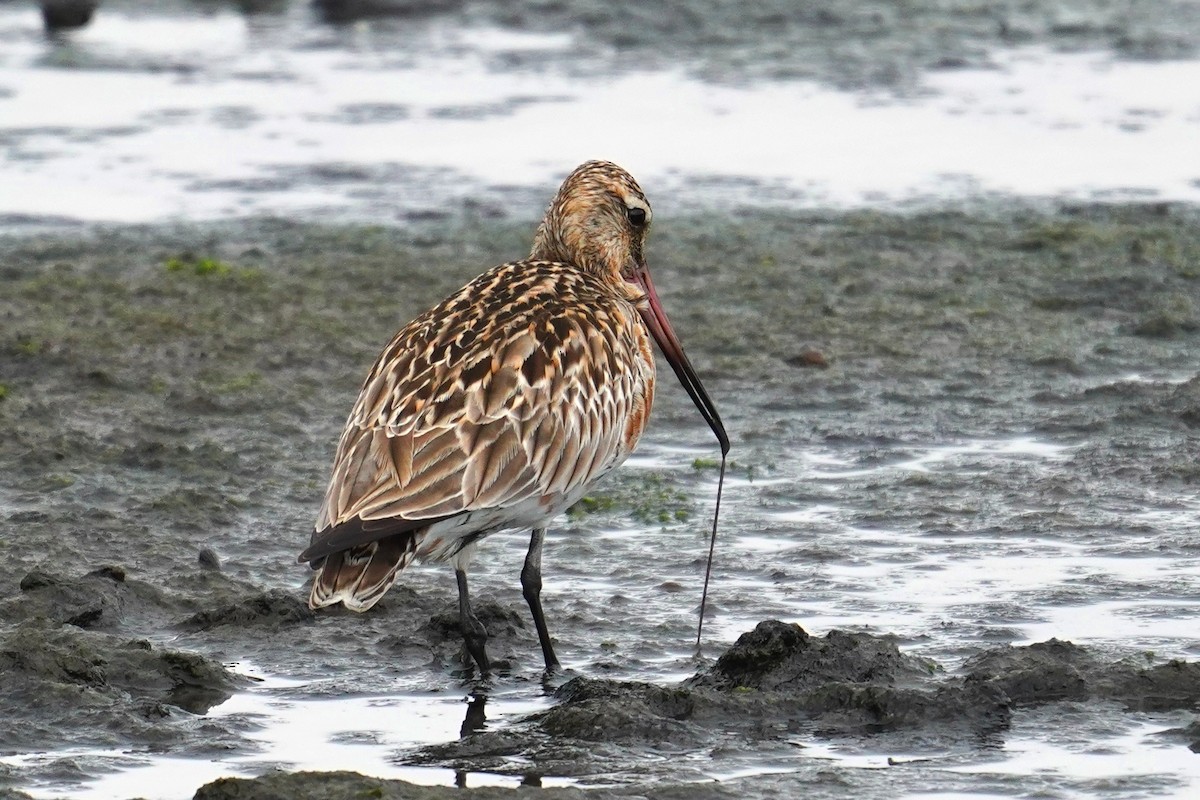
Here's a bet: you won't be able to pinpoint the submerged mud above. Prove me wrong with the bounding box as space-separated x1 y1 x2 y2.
1 201 1198 797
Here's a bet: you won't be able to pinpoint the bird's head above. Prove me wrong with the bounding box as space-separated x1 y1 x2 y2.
530 159 653 287
531 160 728 456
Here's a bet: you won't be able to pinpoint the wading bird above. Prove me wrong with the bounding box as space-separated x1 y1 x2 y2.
298 161 729 675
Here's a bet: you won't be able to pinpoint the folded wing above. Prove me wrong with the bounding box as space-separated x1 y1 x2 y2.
300 261 648 565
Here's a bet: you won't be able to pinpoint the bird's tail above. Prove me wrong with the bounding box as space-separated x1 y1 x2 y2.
309 534 419 611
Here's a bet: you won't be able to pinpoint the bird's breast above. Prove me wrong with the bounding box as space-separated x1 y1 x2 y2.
622 318 656 454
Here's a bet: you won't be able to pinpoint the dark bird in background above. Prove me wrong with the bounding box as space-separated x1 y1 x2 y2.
41 0 98 31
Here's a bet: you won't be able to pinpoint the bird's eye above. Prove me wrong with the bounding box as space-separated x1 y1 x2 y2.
626 206 647 227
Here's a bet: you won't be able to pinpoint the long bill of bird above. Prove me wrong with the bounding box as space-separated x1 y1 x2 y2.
624 260 729 457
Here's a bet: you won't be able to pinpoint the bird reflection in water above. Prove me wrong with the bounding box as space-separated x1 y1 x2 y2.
453 694 544 788
460 693 487 737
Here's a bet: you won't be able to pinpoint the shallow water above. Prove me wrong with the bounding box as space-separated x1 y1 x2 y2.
5 666 566 800
5 427 1199 798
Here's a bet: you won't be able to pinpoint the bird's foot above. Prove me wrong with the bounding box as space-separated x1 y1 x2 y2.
540 663 577 692
454 645 512 684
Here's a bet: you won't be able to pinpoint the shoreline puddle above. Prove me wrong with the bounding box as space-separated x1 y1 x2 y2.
4 662 565 800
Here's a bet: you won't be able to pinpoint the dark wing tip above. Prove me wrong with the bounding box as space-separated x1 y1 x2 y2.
297 514 455 567
297 546 323 568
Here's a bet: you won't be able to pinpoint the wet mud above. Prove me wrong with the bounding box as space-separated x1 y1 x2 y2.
407 621 1200 778
186 606 1200 800
1 199 1198 797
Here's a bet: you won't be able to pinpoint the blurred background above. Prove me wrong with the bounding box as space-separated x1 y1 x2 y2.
3 0 1200 224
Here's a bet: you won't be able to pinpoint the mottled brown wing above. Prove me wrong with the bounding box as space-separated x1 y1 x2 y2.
304 261 649 561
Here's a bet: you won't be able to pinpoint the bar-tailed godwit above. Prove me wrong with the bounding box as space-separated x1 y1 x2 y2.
298 161 729 675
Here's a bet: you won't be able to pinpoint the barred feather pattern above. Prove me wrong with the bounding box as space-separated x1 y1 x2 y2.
308 536 419 611
303 161 661 612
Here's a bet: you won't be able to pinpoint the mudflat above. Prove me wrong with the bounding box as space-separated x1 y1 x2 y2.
1 201 1198 798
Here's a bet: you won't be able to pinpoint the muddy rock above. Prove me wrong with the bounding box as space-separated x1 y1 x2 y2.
538 677 696 743
1164 375 1200 428
965 639 1200 710
410 623 1012 778
0 789 37 800
2 566 178 631
797 680 1011 733
180 588 315 631
0 619 243 754
198 547 222 571
1094 658 1200 711
963 638 1096 704
1168 719 1200 753
679 622 1013 732
689 620 939 691
687 623 1010 733
410 623 1200 780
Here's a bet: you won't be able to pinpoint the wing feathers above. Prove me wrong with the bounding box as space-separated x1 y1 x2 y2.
389 430 414 485
464 425 521 505
308 534 419 611
484 366 520 418
300 515 434 565
308 260 654 566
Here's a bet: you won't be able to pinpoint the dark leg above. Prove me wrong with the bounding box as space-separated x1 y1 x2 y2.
521 528 560 672
456 568 490 675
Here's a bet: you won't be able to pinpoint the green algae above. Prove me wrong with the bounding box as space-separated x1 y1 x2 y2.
569 472 692 526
